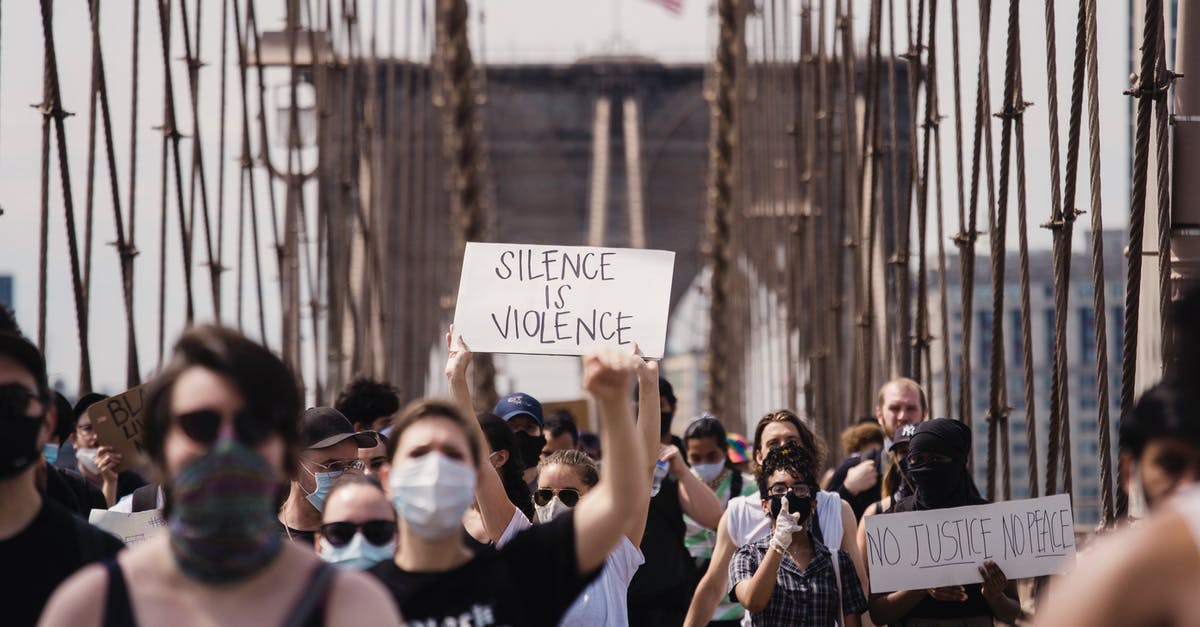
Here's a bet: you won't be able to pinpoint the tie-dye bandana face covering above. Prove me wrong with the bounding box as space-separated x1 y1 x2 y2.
168 439 284 583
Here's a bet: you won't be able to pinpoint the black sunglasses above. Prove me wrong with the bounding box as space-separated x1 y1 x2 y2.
532 487 581 508
319 520 396 547
174 409 273 447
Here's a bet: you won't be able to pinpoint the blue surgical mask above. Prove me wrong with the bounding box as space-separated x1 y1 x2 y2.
303 465 343 512
317 533 395 570
42 442 59 465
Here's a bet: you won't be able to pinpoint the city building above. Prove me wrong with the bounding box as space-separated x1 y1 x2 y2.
932 230 1126 527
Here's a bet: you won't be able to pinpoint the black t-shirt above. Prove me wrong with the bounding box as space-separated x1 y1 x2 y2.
276 519 317 546
827 449 883 521
627 475 695 612
45 465 107 517
369 511 597 627
0 499 124 626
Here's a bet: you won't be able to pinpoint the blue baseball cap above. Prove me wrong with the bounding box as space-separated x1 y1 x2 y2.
493 392 544 427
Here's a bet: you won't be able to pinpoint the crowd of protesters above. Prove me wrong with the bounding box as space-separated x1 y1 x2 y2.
3 290 1200 626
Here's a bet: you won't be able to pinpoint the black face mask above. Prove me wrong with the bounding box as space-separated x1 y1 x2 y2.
907 459 965 508
513 431 547 468
768 491 813 522
0 384 47 479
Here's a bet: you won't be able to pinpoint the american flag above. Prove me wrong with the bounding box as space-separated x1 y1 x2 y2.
646 0 684 15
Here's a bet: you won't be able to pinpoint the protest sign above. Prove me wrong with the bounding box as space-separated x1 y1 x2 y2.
89 508 168 546
452 242 676 358
86 385 147 472
863 494 1076 593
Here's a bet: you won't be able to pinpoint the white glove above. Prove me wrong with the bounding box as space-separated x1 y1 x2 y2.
770 497 803 553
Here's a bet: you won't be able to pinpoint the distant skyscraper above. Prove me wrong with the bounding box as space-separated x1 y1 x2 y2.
0 274 12 308
932 230 1125 527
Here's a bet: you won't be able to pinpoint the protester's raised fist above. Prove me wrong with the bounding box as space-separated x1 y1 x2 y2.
582 347 639 403
631 342 659 386
444 325 472 382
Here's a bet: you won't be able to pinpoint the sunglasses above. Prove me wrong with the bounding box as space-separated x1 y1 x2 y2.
319 520 396 547
174 409 273 447
533 487 581 508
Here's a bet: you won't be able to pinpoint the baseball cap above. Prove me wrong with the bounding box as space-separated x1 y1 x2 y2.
890 423 918 451
493 392 544 427
0 306 48 394
300 407 379 450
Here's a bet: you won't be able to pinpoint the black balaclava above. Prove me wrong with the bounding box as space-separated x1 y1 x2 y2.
906 418 985 510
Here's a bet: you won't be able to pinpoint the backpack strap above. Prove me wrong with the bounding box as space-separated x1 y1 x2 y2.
282 562 337 627
830 548 844 627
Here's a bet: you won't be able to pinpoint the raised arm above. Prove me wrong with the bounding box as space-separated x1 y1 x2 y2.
684 510 737 627
668 446 724 530
628 353 662 546
573 348 648 574
445 330 515 541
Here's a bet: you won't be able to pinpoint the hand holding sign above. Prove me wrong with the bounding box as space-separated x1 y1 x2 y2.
86 385 147 473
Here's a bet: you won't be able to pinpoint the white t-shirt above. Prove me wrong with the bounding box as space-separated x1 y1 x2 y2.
559 535 644 627
726 490 844 549
504 510 646 627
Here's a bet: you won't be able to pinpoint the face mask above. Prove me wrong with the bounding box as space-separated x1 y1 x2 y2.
1128 463 1149 518
691 461 726 484
534 495 573 523
908 459 965 508
0 385 46 478
302 464 344 512
389 452 477 540
42 442 58 465
513 431 547 468
168 439 283 583
76 446 100 475
768 491 813 523
318 533 395 570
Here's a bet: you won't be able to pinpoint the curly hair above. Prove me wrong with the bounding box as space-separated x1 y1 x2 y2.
755 444 818 500
335 378 401 428
840 422 884 456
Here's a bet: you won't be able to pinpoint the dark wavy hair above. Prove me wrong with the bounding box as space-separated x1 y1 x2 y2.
143 325 302 473
334 378 401 429
479 413 534 519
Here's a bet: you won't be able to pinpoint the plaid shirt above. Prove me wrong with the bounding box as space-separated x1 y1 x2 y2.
729 535 867 627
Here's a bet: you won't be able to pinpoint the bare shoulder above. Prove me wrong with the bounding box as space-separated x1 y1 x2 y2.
38 562 109 627
326 568 403 626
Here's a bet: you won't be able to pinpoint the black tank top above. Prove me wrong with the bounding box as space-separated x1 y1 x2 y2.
101 558 335 627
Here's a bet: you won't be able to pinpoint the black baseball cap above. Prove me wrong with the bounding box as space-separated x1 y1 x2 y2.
300 407 378 450
890 423 918 451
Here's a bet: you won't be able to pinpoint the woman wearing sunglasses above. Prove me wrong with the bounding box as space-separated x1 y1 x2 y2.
40 325 400 627
317 475 397 570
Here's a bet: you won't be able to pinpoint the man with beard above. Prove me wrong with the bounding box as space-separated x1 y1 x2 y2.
0 306 122 625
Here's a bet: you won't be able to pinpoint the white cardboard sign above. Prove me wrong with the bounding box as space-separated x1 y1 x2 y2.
863 494 1076 593
452 242 676 358
89 508 168 546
